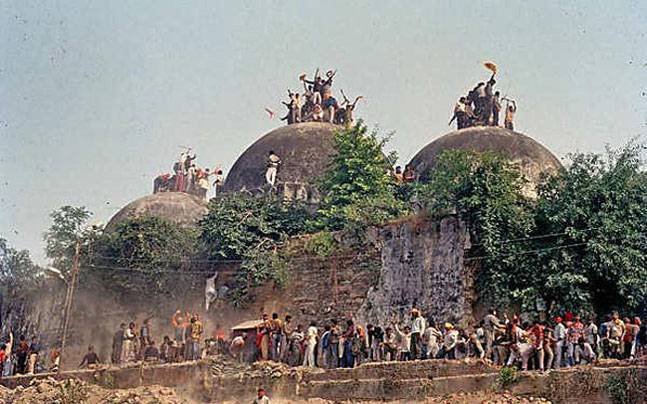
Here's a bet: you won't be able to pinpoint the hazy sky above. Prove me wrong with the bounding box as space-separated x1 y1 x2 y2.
1 0 646 264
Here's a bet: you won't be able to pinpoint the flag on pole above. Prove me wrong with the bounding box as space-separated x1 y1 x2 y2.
483 62 497 74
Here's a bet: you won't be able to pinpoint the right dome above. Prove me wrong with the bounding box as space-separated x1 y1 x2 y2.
409 126 562 188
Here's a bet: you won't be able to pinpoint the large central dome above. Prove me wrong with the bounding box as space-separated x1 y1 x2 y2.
409 126 562 189
224 122 339 201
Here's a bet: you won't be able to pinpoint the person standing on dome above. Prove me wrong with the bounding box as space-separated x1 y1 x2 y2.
403 165 416 183
492 91 502 126
393 166 404 183
449 97 474 130
482 73 496 124
322 89 339 123
265 151 281 188
212 168 224 197
504 99 517 130
473 82 486 121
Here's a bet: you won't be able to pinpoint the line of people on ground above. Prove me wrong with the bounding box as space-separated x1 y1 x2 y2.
227 309 647 372
0 334 42 377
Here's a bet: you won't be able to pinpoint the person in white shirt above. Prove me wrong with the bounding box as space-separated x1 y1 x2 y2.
253 387 271 404
553 317 567 369
394 324 412 361
265 151 281 187
303 322 318 367
423 320 442 359
121 322 136 363
410 309 426 360
584 318 599 355
441 323 459 359
212 168 224 197
198 171 210 201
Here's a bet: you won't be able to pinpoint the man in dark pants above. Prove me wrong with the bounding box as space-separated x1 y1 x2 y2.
112 323 125 364
492 91 502 126
410 309 426 359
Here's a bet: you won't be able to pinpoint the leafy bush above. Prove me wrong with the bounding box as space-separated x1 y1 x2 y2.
496 366 518 390
199 192 310 305
533 143 647 316
420 149 534 309
311 121 409 235
304 231 336 257
420 143 647 317
88 216 200 301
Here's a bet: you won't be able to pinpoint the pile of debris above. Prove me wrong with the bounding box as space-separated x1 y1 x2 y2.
209 356 319 380
0 377 188 404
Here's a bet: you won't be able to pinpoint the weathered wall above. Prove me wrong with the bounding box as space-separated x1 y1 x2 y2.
357 215 476 327
245 238 381 327
252 214 477 329
8 214 477 366
3 359 646 403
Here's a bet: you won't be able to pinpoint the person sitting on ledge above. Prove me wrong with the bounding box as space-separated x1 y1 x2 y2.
144 341 160 362
79 345 101 369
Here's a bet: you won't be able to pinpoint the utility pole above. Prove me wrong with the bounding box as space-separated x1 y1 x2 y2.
59 240 81 371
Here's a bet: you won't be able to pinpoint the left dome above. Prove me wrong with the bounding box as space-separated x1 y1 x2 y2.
106 192 208 232
223 122 339 201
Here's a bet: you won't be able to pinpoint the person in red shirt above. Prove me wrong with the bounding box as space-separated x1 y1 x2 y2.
623 317 639 359
527 319 546 371
567 315 585 365
0 344 6 376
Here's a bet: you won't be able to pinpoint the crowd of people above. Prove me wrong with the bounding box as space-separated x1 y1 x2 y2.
1 308 645 378
228 309 647 372
0 334 44 376
449 63 517 131
153 149 224 200
109 312 207 366
277 69 363 126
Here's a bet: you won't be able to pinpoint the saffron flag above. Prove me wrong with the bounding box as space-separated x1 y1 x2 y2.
484 62 497 74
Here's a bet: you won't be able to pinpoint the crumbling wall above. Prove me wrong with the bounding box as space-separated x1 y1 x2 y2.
254 214 477 329
357 215 476 327
247 237 381 327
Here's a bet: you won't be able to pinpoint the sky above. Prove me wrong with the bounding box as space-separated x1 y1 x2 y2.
1 0 646 264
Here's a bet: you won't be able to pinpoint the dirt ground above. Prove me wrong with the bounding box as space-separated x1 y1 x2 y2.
0 377 551 404
0 377 189 404
225 394 552 404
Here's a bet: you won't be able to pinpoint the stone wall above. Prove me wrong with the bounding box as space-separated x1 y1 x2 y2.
7 214 477 368
3 359 645 403
250 214 476 329
357 215 476 328
248 237 382 327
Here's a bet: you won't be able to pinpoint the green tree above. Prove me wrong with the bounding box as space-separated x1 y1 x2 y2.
199 192 310 304
0 237 43 333
0 238 42 292
420 149 535 309
313 121 407 233
88 216 200 301
200 192 309 260
44 206 92 275
533 143 647 316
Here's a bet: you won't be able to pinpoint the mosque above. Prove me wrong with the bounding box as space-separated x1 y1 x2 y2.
101 118 564 326
106 122 562 229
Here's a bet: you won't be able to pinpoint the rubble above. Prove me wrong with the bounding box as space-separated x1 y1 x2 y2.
0 377 189 404
209 355 322 380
